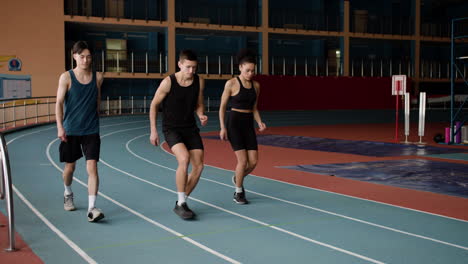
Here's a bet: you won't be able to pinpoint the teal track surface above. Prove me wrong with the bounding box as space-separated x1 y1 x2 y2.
1 112 468 264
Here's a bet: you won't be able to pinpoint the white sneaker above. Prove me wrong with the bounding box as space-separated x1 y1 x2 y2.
64 193 76 211
87 208 105 222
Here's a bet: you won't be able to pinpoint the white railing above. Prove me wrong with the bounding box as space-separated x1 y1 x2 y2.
0 132 15 251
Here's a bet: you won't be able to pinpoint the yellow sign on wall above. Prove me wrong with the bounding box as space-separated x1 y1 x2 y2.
0 55 16 68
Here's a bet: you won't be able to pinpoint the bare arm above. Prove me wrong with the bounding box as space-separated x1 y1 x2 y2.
196 77 208 126
252 81 266 131
55 72 70 142
149 77 171 146
219 79 233 140
96 72 104 113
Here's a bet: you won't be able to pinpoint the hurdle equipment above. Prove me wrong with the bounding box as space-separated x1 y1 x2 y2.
392 75 407 143
418 92 427 145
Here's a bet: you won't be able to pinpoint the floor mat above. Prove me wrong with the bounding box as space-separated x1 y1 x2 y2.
204 134 466 157
279 159 468 198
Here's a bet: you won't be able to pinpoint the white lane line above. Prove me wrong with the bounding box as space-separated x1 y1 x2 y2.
6 132 97 264
45 137 240 264
99 131 384 263
125 133 468 251
12 186 98 264
172 135 468 224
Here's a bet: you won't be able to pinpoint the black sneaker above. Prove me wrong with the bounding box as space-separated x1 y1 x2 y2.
233 192 249 204
173 201 195 220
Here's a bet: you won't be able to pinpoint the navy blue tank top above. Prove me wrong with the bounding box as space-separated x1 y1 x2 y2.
162 74 200 129
230 77 257 110
63 70 99 135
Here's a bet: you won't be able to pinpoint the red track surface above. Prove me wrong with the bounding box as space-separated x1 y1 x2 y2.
0 213 43 263
198 123 468 221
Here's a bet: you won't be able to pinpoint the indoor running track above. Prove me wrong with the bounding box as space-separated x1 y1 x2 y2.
2 113 468 264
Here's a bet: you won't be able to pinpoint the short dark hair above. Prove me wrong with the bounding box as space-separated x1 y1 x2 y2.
72 41 92 55
179 49 198 62
237 49 256 65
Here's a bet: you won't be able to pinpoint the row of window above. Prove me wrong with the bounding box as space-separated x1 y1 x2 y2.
64 0 468 37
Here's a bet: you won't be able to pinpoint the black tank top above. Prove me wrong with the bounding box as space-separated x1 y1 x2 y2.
230 77 257 110
162 74 200 129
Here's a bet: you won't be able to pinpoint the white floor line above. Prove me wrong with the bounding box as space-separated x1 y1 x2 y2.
45 138 240 264
12 186 98 264
99 131 384 263
172 134 468 224
125 134 468 251
7 132 97 264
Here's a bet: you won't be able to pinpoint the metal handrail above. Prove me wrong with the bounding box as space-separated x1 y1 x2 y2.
0 132 15 251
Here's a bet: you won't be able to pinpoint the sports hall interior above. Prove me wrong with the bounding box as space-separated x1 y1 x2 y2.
1 0 468 263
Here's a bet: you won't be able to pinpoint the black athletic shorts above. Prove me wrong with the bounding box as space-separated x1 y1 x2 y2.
59 134 101 163
227 111 258 151
163 126 204 150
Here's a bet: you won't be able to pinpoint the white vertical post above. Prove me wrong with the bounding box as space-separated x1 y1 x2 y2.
2 103 4 129
294 57 297 76
218 55 221 75
35 99 38 123
107 96 110 115
102 50 105 73
117 52 120 72
360 59 363 76
282 57 285 75
145 52 148 74
315 58 318 76
205 55 209 74
47 98 50 122
207 97 210 112
403 92 410 143
259 56 262 75
230 56 234 76
13 101 16 127
131 96 134 114
326 60 329 76
418 92 427 144
380 60 383 77
305 58 308 76
23 101 26 125
119 96 122 115
160 53 163 74
131 52 134 73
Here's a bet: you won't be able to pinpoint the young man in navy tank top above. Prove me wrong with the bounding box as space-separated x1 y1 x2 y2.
56 41 105 222
219 49 266 204
149 50 208 220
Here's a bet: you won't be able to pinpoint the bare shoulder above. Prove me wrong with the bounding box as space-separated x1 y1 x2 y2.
58 71 71 86
225 78 237 88
252 80 260 90
159 76 172 92
59 71 70 81
198 75 205 86
96 72 104 81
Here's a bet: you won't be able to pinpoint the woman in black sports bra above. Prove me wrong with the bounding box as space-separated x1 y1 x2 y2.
219 49 266 205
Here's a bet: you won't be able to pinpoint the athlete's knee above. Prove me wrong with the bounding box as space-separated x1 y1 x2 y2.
64 163 76 172
248 162 257 171
192 162 204 173
177 154 190 168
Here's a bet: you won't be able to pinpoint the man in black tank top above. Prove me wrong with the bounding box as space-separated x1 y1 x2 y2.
149 50 207 220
